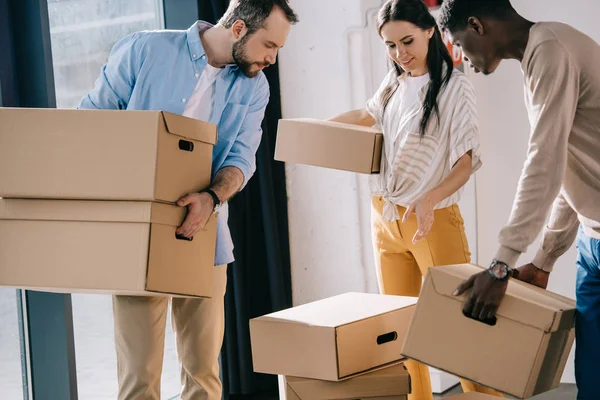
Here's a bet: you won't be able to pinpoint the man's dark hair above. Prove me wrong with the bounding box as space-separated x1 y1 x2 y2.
219 0 299 35
438 0 516 32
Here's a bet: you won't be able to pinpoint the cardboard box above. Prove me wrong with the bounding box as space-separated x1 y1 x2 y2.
0 108 217 203
250 292 417 381
275 118 383 174
0 199 216 297
446 394 501 400
402 264 576 399
280 362 411 400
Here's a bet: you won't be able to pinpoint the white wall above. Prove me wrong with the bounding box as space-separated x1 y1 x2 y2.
279 0 379 305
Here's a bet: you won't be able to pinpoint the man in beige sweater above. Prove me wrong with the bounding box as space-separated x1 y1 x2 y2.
439 1 600 398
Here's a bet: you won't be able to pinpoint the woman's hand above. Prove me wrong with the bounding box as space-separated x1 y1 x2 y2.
403 193 436 244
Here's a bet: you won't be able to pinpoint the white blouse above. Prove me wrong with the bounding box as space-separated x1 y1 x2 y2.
366 68 482 222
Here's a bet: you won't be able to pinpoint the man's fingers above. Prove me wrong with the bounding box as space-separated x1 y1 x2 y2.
485 305 499 323
177 215 197 237
479 303 491 322
177 195 192 207
454 274 476 296
471 299 484 321
462 292 476 317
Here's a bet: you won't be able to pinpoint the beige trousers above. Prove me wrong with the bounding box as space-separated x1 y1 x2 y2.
113 265 228 400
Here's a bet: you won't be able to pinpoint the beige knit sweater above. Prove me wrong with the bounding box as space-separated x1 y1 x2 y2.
495 22 600 272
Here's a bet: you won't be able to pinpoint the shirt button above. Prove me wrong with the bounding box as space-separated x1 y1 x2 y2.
192 54 197 59
194 73 199 78
201 54 207 59
182 98 187 103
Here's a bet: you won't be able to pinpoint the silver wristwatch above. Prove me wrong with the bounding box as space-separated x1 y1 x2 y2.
488 260 513 281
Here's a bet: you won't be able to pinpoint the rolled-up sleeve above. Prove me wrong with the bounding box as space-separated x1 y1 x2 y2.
449 75 482 172
532 193 580 271
221 73 270 190
78 32 146 110
366 70 396 129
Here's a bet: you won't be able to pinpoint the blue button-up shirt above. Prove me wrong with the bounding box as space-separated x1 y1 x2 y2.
79 21 270 266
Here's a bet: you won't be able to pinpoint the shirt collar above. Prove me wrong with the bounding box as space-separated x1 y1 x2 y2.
186 21 239 72
396 63 452 101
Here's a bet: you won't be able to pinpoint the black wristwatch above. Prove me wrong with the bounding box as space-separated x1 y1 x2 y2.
201 188 221 214
488 260 513 281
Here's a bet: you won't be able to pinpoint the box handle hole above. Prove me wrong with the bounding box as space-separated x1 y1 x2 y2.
175 233 193 242
377 331 398 345
178 140 194 152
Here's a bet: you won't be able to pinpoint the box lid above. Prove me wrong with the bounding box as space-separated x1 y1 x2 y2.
254 292 417 328
286 362 411 399
283 118 381 134
0 199 187 227
161 111 217 145
429 264 576 333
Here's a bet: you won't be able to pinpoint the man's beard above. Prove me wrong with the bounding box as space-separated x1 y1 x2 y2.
232 36 267 78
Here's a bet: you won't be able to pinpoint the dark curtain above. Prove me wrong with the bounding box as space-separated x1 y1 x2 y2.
197 2 293 398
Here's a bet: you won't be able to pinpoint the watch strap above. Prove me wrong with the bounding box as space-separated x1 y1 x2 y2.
201 188 221 209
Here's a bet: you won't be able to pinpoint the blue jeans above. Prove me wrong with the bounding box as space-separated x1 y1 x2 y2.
575 226 600 399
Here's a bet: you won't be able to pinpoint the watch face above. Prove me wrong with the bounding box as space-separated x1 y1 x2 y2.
491 264 508 279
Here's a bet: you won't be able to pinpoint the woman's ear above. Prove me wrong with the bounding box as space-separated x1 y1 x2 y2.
427 27 435 39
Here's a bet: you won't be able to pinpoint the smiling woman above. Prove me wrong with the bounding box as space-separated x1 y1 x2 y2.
328 1 499 399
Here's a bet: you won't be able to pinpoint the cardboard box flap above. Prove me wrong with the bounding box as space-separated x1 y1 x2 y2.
0 199 187 227
285 118 381 134
161 112 217 145
429 264 576 333
286 363 411 399
255 292 417 327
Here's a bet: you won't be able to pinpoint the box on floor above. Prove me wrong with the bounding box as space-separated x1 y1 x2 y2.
0 199 217 298
0 108 216 202
275 118 383 174
402 264 576 399
280 362 411 400
250 292 417 381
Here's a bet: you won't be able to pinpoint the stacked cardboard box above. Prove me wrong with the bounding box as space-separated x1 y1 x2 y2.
402 264 576 399
250 292 416 399
0 108 218 297
275 119 383 174
280 362 410 400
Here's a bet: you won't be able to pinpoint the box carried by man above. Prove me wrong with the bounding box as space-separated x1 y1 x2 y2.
402 264 576 399
0 199 216 297
0 108 217 203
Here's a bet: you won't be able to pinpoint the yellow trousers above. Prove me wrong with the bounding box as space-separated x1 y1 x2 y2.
371 196 503 400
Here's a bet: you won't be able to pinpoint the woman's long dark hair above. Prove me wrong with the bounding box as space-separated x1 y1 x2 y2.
377 0 453 136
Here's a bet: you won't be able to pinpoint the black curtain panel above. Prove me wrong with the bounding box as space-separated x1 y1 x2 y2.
197 2 293 398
